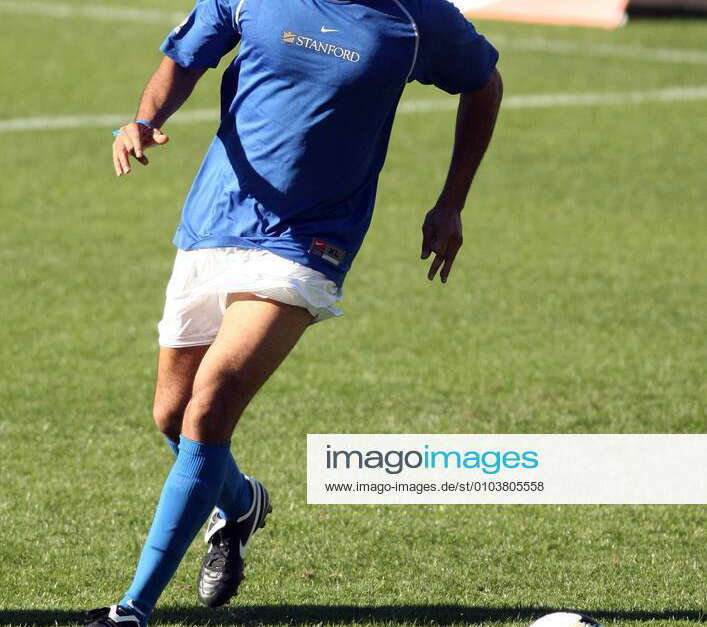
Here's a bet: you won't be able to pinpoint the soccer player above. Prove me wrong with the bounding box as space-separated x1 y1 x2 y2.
90 0 502 625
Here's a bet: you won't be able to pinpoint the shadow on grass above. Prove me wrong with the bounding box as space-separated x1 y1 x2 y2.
0 605 705 626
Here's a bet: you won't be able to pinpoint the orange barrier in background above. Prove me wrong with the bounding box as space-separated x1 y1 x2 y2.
456 0 630 28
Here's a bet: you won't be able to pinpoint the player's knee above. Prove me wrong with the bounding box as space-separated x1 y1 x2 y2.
183 386 228 426
152 402 184 442
182 381 243 442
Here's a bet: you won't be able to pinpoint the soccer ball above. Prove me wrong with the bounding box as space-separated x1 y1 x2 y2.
529 613 602 627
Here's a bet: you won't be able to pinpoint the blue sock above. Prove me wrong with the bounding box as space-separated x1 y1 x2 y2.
164 436 252 520
164 437 179 457
119 436 230 621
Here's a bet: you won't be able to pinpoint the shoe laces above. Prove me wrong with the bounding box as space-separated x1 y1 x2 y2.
206 530 236 568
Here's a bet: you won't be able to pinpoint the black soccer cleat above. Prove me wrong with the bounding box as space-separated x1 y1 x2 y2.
85 606 142 627
197 476 272 608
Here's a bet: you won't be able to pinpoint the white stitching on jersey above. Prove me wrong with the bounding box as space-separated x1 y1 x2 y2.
234 0 246 34
390 0 419 81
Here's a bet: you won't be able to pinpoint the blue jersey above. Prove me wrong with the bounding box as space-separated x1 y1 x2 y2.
162 0 498 285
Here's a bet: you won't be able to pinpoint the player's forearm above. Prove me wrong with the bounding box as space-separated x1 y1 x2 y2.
435 69 503 212
135 56 207 128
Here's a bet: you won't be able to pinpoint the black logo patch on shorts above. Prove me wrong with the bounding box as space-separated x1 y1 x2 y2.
309 238 346 267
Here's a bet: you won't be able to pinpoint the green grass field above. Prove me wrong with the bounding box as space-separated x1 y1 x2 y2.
0 2 705 626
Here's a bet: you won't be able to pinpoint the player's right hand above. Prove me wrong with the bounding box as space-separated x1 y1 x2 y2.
112 122 169 176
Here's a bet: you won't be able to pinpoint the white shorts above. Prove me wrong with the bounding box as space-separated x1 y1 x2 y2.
158 247 343 348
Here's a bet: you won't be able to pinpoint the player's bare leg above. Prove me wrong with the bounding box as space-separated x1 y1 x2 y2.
153 346 208 443
182 293 312 443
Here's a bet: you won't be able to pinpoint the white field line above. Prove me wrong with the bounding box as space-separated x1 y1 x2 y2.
402 85 707 113
0 109 219 133
0 0 184 23
1 86 706 133
2 0 707 66
489 33 707 66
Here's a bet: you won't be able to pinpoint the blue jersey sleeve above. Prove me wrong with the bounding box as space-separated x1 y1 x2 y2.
161 0 240 69
410 0 498 94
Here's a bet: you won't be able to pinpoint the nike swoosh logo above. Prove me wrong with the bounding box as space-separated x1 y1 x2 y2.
320 27 339 33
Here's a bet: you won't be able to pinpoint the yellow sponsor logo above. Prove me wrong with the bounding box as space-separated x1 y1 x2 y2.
282 31 296 44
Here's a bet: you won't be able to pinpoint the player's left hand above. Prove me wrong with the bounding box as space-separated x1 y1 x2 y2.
421 205 463 283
